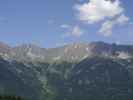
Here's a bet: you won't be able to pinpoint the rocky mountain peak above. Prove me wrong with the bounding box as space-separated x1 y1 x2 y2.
0 41 133 62
0 42 11 54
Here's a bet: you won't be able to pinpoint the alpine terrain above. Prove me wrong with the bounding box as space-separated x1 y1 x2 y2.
0 41 133 100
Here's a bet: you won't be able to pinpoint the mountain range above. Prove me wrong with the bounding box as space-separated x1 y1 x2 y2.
0 41 133 100
0 41 133 62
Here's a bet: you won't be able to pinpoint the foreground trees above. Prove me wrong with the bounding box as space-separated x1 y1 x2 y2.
0 96 22 100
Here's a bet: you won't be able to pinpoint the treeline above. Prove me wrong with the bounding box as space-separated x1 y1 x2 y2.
0 95 23 100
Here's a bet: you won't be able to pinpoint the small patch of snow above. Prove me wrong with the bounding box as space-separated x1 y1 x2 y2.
86 47 89 51
74 45 78 49
27 48 44 60
117 52 131 59
53 56 61 61
82 55 88 59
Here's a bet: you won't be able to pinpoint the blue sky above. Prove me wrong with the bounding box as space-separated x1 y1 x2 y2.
0 0 132 48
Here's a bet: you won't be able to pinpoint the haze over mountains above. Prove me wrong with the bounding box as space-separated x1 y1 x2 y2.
0 41 133 100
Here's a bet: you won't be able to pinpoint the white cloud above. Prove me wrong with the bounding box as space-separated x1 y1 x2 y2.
99 20 114 37
99 14 129 36
75 0 123 23
75 0 130 37
71 25 83 37
116 14 129 25
63 25 84 38
61 24 70 28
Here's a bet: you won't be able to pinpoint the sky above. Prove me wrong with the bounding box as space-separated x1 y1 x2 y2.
0 0 133 48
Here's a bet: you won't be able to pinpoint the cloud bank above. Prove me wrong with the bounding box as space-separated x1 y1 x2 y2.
75 0 130 36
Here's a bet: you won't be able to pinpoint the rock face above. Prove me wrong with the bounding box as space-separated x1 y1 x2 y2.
0 41 133 100
0 42 11 54
0 41 133 62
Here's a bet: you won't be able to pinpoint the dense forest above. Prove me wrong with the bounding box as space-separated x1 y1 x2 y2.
0 96 22 100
